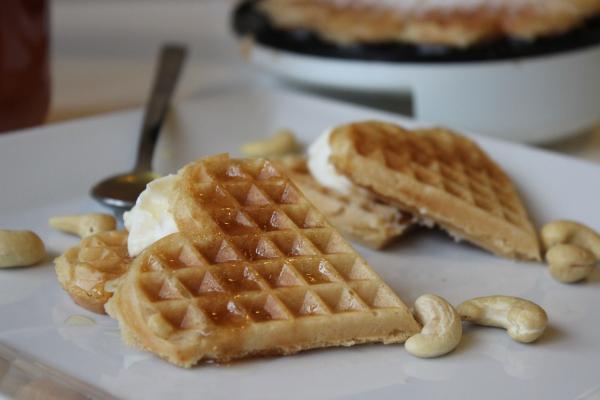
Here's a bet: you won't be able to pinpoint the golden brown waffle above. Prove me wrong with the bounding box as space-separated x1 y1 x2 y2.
259 0 600 48
328 121 541 260
106 154 420 367
55 230 131 314
280 155 413 249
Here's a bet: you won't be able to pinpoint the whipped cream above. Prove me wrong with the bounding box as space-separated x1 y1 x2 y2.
307 129 354 195
123 174 180 257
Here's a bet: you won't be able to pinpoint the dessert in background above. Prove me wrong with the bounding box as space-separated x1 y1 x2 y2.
309 121 540 260
106 154 420 367
257 0 600 48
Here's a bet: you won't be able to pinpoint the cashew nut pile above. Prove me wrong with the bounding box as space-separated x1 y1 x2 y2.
49 213 116 238
541 220 600 283
240 129 301 158
0 230 46 268
405 294 462 358
457 296 547 343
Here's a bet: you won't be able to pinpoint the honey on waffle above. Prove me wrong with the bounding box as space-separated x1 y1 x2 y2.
280 155 413 249
106 154 420 367
328 121 541 260
55 230 131 314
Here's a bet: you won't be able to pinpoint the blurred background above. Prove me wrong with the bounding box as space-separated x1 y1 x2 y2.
2 0 600 160
49 0 240 122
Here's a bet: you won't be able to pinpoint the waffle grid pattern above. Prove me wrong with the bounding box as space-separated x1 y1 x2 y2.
281 155 413 249
55 230 131 314
65 231 131 291
350 123 530 231
137 158 404 334
77 231 130 270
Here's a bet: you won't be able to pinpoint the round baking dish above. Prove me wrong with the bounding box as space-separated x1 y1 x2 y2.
233 1 600 143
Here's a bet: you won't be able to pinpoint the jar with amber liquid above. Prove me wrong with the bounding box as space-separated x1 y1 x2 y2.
0 0 50 133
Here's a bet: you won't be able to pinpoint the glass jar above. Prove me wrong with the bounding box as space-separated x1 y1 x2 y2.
0 0 50 133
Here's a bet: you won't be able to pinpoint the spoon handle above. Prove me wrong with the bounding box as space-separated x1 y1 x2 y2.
134 44 187 173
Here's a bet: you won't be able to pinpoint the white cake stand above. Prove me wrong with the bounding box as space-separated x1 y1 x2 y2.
246 42 600 143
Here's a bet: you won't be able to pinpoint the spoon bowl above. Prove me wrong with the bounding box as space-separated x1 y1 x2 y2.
91 171 161 212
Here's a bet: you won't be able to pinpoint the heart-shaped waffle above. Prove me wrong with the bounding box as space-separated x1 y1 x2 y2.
106 154 420 367
328 121 540 260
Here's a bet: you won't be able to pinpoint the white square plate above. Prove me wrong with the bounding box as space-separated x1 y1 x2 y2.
1 86 600 400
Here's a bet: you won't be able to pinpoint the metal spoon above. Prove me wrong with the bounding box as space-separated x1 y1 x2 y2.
91 44 187 217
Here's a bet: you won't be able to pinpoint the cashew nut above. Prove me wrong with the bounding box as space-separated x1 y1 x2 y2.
0 230 46 268
405 294 462 358
545 244 596 283
240 129 301 158
540 220 600 283
49 213 116 238
457 296 547 343
541 220 600 258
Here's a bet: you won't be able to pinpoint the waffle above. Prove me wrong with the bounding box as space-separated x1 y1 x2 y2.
258 0 600 48
55 230 131 314
280 155 413 249
327 121 541 261
106 154 420 367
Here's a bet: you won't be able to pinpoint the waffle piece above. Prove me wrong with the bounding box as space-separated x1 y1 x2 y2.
55 230 131 314
327 121 541 260
106 154 420 367
280 155 413 249
258 0 600 48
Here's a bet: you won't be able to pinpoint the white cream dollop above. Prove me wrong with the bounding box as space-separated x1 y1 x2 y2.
307 129 354 195
123 174 180 257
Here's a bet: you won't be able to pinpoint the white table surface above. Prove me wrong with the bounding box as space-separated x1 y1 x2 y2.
4 84 600 400
49 0 600 162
